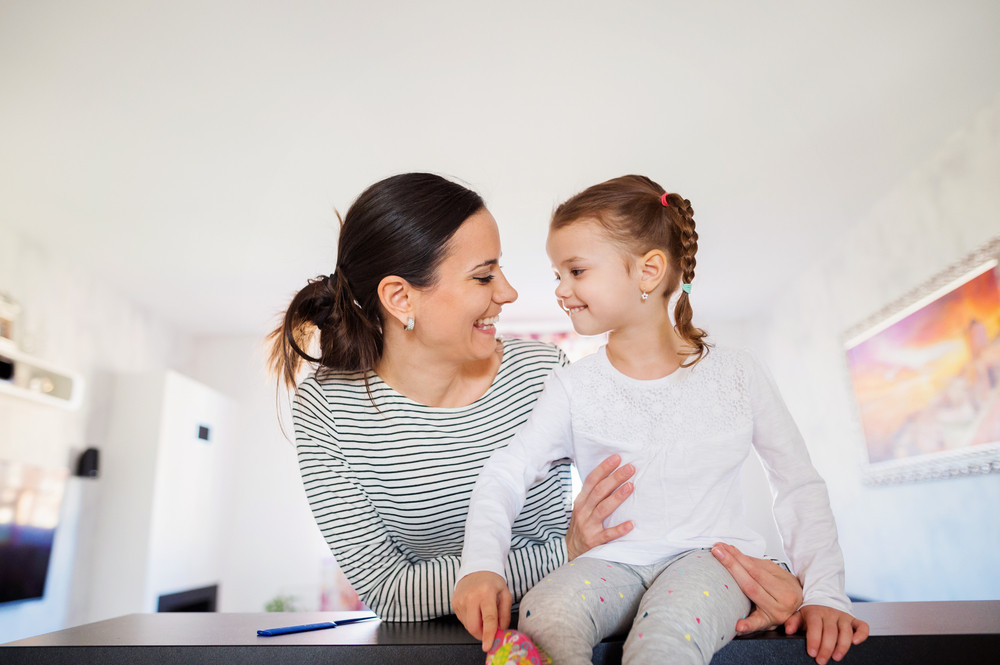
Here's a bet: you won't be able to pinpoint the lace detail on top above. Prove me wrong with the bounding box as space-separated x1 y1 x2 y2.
571 347 753 448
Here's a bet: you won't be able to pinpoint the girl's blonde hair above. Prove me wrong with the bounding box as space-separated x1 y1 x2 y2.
551 174 710 366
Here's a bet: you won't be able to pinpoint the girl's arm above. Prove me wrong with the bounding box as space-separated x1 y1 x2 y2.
457 371 575 580
455 371 576 646
295 383 568 622
745 351 851 613
298 433 572 621
745 351 868 664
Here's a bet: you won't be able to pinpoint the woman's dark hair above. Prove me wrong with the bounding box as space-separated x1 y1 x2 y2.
268 173 484 388
551 174 710 367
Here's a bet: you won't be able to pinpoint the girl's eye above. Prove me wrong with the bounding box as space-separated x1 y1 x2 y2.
570 269 584 277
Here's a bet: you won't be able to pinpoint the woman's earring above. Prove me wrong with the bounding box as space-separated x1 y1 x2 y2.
404 317 415 331
641 291 648 302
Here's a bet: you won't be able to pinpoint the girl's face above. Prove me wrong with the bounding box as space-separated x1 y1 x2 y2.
546 219 642 337
411 208 518 362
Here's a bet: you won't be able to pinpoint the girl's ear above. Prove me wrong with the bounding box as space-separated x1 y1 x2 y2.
639 249 669 294
377 275 414 328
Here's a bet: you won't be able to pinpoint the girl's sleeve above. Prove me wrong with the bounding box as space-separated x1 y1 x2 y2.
458 370 575 582
745 352 853 613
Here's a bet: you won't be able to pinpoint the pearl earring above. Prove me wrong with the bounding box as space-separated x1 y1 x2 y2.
404 317 414 331
641 291 648 302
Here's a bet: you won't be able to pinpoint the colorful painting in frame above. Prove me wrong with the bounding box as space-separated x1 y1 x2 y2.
844 237 1000 485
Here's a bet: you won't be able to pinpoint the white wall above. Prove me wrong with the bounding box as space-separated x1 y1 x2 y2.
186 335 332 613
739 95 1000 601
0 227 194 642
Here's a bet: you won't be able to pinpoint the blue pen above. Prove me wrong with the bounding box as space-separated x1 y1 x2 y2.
257 615 377 636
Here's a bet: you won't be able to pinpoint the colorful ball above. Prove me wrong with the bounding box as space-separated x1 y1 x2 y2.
485 628 550 665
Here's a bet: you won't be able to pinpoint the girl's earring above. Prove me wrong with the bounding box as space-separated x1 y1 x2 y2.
404 317 415 331
641 290 648 302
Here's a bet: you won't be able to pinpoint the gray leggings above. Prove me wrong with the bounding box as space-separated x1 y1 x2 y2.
517 549 751 665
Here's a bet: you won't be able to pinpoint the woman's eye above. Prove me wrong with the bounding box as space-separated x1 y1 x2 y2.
474 275 495 284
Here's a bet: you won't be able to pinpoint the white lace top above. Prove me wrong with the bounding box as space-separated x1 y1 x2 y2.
459 346 852 613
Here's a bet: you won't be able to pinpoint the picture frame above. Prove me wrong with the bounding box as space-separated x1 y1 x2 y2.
843 236 1000 485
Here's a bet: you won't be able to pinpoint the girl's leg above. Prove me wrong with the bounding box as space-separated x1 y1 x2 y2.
518 557 645 665
623 549 751 665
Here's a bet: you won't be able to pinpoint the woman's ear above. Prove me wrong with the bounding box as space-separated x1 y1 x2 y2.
377 275 414 328
639 249 668 293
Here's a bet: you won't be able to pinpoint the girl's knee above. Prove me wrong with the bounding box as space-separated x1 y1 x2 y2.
624 632 714 665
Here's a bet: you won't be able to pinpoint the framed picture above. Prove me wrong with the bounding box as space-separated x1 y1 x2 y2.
843 236 1000 485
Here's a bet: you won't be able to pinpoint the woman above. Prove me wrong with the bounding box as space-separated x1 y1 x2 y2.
269 172 803 632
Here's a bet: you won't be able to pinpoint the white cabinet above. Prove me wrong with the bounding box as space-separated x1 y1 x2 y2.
87 370 236 622
0 345 83 408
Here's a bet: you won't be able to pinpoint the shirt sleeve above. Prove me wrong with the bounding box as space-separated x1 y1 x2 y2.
745 351 853 614
458 369 575 582
294 378 567 620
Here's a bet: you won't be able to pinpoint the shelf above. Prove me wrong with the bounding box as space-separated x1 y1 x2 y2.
0 346 83 409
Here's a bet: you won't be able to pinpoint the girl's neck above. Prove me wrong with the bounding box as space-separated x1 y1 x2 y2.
375 339 502 408
605 323 688 380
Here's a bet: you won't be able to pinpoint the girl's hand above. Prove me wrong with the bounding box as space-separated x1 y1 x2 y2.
789 605 870 664
566 455 636 559
452 572 512 652
711 542 803 633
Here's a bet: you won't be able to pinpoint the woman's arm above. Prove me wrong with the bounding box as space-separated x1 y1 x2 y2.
565 454 636 560
297 438 461 620
711 542 803 633
297 379 577 622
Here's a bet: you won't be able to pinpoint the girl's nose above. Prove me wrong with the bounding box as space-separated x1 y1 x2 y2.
554 279 570 300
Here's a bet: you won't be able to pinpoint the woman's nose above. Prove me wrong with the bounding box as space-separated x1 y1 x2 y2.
494 268 518 305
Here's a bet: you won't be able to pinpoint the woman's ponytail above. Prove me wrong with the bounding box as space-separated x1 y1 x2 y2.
267 268 382 390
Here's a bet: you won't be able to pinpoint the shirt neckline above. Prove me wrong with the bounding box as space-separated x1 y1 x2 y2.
597 344 691 386
366 339 512 412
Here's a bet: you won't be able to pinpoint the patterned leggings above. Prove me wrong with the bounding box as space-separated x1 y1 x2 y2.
517 549 751 665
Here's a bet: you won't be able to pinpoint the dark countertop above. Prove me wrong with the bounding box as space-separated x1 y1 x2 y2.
3 601 998 664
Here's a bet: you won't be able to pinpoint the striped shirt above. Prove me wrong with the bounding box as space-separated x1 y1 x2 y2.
294 337 572 621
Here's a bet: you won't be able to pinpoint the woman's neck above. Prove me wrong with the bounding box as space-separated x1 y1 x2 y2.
375 339 502 408
606 323 688 380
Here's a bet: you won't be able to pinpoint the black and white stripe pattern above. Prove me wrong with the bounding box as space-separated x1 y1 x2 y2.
294 338 572 621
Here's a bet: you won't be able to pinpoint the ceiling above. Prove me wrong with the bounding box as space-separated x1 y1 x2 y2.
2 1 999 337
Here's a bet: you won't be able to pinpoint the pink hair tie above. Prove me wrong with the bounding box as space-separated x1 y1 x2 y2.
660 192 670 207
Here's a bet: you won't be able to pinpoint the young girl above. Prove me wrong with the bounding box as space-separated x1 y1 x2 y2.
453 175 868 665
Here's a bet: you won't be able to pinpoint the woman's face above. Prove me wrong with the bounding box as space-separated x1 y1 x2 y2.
410 208 518 362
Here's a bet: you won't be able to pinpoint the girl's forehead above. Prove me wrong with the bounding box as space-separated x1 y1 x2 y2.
548 220 612 250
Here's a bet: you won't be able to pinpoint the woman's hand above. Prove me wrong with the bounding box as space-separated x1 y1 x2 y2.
566 455 636 560
791 605 870 664
711 542 804 634
452 572 512 652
